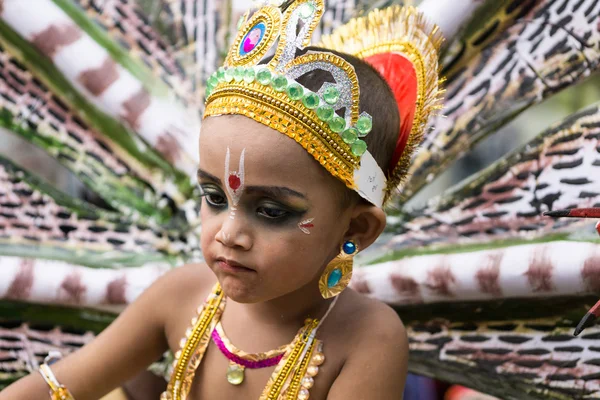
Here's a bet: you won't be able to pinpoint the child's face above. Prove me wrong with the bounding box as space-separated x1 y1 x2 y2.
198 116 353 303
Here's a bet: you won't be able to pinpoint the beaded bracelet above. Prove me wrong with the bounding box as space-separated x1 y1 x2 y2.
38 352 75 400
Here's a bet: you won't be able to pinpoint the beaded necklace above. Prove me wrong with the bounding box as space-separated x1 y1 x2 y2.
161 283 335 400
211 321 288 385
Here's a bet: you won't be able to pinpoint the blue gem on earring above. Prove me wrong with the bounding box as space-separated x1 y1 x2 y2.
328 268 342 288
343 241 356 255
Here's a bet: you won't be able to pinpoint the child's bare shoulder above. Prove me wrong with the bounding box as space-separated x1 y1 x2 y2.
149 264 216 321
324 290 409 397
336 289 408 359
158 263 215 295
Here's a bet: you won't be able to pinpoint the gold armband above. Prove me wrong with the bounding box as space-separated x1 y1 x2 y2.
38 352 75 400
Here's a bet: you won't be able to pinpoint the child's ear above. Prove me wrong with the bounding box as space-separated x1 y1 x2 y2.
345 202 386 251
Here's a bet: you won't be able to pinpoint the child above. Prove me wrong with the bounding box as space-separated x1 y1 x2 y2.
0 1 441 399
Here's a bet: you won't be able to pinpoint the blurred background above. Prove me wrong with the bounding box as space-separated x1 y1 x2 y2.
0 0 598 398
3 0 599 211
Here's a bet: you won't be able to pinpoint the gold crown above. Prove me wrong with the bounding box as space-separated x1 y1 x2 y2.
203 1 443 207
204 0 377 196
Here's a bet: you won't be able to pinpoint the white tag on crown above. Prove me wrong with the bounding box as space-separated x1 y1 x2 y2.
353 151 386 208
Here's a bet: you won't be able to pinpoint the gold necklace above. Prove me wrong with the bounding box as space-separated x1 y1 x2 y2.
211 321 290 385
164 284 332 400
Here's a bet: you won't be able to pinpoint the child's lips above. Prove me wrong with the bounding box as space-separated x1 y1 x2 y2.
216 257 255 274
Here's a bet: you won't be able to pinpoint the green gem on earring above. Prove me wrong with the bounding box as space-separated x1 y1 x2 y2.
316 105 334 122
302 92 320 109
342 128 358 144
323 86 340 105
356 115 373 136
351 139 367 157
256 68 272 85
286 83 304 100
272 75 288 92
327 268 342 288
329 116 346 133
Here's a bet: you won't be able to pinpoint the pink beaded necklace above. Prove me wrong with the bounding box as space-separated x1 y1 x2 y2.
211 321 289 385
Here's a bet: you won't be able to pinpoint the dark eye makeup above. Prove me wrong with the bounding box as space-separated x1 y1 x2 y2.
199 185 227 209
198 184 307 224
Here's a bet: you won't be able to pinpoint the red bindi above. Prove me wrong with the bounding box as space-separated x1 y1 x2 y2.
228 174 241 191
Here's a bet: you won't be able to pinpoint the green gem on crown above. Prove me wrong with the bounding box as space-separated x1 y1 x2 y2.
286 83 304 101
302 92 320 109
216 67 225 82
233 67 244 82
207 75 218 89
299 3 315 18
356 115 373 136
342 128 358 144
244 68 256 83
323 87 340 105
256 68 272 85
351 140 367 156
329 116 346 133
316 105 334 122
272 75 288 92
224 68 234 83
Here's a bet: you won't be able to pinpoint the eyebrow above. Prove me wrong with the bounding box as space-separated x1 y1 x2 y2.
245 186 307 200
197 169 221 185
197 169 307 200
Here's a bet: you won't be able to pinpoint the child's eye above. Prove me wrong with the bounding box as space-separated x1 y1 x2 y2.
199 186 227 208
205 193 227 207
257 206 289 219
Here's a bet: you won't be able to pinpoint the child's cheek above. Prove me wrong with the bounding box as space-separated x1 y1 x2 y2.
199 207 219 246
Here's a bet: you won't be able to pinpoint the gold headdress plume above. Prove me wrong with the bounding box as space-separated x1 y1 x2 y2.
320 6 444 198
204 0 443 207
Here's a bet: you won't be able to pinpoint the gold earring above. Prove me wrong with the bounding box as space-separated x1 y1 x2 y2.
319 240 358 299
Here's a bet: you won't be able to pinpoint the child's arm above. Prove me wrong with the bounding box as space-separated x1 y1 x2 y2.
0 265 194 399
326 305 409 400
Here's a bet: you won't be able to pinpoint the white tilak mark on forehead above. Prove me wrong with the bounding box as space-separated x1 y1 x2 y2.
224 147 246 220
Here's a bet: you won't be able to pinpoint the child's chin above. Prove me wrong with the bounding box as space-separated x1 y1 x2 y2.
219 278 262 303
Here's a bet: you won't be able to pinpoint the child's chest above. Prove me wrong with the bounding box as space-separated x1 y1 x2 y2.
165 304 344 399
186 341 340 400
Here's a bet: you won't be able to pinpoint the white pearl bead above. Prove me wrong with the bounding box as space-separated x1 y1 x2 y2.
307 365 319 377
311 352 325 366
302 376 314 389
298 388 310 400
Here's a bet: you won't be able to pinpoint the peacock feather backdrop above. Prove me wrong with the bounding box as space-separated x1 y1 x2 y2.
0 0 599 399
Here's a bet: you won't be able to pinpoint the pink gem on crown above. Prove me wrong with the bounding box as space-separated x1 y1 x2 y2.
243 27 262 53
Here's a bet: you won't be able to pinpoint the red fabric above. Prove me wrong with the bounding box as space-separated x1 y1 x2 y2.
567 208 600 218
364 53 418 176
590 299 600 317
445 385 500 400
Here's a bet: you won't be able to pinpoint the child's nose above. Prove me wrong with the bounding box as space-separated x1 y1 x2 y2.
215 213 252 250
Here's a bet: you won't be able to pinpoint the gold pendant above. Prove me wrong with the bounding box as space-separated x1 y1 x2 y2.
226 361 245 385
